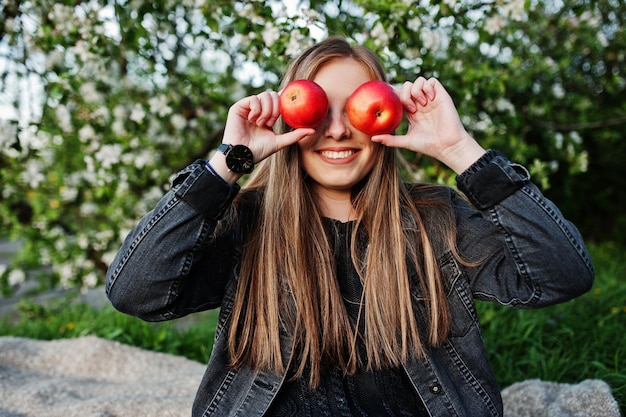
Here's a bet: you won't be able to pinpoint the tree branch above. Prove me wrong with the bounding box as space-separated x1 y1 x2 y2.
535 116 626 131
173 126 225 172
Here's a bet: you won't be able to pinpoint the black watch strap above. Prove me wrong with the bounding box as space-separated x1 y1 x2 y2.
217 143 232 154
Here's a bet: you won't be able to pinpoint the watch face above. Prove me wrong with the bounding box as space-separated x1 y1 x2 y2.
226 144 254 174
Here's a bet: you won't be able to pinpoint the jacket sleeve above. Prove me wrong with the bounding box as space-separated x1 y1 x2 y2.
105 160 241 321
454 150 594 307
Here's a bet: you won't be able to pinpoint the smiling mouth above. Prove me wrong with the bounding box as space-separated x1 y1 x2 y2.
320 150 357 159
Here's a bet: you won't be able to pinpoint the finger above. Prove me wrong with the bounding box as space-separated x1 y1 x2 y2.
246 95 263 122
273 127 315 149
398 81 417 114
251 92 275 126
423 77 438 101
266 91 280 127
371 133 411 150
410 77 429 107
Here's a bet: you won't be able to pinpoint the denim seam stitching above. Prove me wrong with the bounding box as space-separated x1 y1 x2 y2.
477 205 543 307
443 341 500 417
520 185 595 274
106 196 179 293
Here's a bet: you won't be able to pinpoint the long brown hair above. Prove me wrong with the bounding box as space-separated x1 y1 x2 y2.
226 37 455 387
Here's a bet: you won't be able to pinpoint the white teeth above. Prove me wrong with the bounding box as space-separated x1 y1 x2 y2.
320 150 355 159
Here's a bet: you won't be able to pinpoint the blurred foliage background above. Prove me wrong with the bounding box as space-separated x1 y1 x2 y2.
0 0 624 293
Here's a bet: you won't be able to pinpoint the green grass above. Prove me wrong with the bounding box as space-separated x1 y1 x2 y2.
0 242 624 412
0 298 219 364
478 241 626 412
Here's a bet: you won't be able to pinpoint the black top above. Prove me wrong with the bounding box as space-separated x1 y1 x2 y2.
265 219 428 417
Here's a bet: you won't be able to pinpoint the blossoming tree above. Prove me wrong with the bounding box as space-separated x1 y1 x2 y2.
0 0 624 293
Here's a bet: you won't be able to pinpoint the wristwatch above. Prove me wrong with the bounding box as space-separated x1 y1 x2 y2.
217 143 254 174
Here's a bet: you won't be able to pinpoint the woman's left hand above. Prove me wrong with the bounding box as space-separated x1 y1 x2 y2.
372 77 485 174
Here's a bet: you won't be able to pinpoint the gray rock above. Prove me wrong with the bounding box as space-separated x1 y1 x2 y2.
0 336 621 416
0 335 205 417
502 378 621 417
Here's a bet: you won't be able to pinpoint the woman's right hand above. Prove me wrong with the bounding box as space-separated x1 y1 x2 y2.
223 91 315 164
208 91 315 183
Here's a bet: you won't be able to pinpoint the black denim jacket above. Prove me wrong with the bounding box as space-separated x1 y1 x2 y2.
106 150 594 416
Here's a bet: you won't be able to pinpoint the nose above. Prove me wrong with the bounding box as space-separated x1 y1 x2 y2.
324 107 350 140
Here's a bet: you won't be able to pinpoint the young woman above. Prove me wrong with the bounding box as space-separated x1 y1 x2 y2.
106 37 594 416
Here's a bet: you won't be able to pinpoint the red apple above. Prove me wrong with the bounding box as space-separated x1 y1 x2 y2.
346 80 403 136
279 79 329 129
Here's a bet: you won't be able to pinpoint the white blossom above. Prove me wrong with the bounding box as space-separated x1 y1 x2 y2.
56 105 73 133
49 4 75 36
4 17 15 33
170 114 187 130
484 15 505 35
570 131 582 144
78 124 96 142
502 0 526 21
182 0 204 8
72 40 93 63
402 49 421 61
112 120 127 136
286 31 306 57
22 159 45 188
552 83 565 99
371 21 391 46
579 11 601 28
54 237 67 251
80 202 98 216
7 269 26 286
549 160 559 172
77 233 89 249
146 185 164 201
554 133 564 149
240 3 264 24
40 247 51 265
2 184 16 199
149 95 173 118
94 143 122 168
0 121 17 152
420 28 442 51
129 103 147 123
79 82 104 105
262 24 281 48
578 151 589 172
113 104 128 119
302 8 322 23
495 98 516 115
83 156 97 177
18 125 46 152
407 17 421 32
54 262 75 288
101 250 118 267
60 186 79 202
82 272 99 290
46 49 65 70
91 106 110 123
